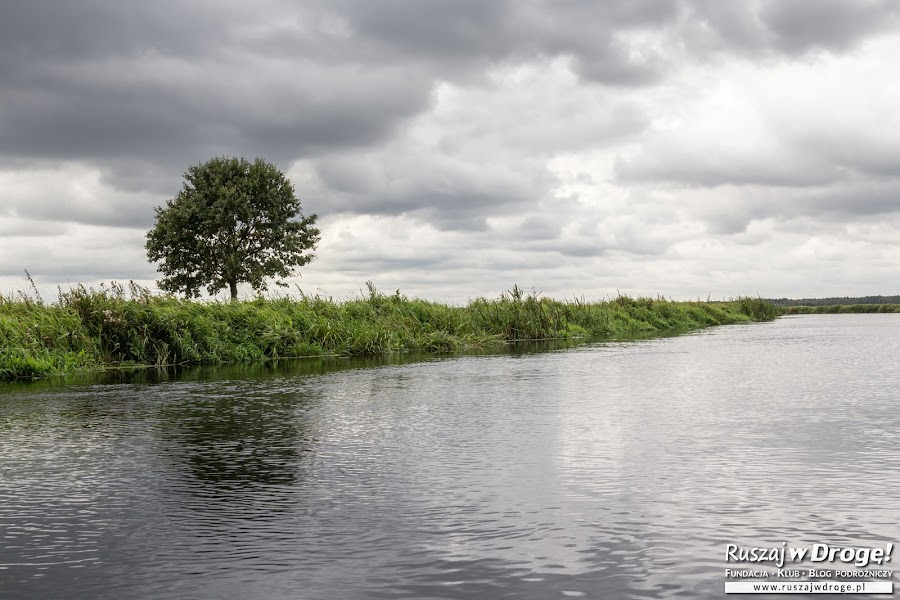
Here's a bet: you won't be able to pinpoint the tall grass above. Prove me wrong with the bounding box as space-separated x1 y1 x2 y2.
0 282 777 381
780 304 900 315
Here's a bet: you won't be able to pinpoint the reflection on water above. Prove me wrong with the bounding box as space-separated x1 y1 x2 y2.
158 384 315 489
2 315 900 599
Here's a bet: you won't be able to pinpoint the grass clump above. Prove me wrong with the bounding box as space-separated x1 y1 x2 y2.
0 282 777 381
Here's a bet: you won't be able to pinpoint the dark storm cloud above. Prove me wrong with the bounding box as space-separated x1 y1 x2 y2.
2 0 891 165
680 2 768 53
312 155 534 231
326 0 516 62
676 178 900 238
0 0 679 192
327 0 900 78
8 192 161 229
3 0 894 161
682 0 900 56
0 0 226 61
614 151 843 188
2 0 899 232
760 0 900 53
695 204 763 236
0 0 435 201
326 0 679 84
796 181 900 220
0 48 430 177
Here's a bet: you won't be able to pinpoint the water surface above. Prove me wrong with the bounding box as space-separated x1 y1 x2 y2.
2 315 899 598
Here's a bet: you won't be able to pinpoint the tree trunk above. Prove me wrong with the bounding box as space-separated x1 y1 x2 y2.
229 280 238 301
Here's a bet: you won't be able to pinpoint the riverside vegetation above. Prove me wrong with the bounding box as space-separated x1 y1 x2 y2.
780 304 900 314
769 295 900 314
0 282 777 381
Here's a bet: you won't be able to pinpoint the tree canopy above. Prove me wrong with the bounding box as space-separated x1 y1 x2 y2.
146 156 320 300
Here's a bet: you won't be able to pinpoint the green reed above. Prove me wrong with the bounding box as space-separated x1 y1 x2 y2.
0 282 776 381
779 304 900 315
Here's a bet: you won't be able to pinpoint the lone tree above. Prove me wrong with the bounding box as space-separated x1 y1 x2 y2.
146 156 320 300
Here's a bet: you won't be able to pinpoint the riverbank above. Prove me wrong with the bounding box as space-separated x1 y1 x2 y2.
0 283 777 381
780 304 900 314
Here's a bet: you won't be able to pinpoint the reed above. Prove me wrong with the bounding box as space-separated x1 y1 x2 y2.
779 304 900 315
0 282 777 381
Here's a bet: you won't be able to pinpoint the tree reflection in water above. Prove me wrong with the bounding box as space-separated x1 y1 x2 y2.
153 361 330 514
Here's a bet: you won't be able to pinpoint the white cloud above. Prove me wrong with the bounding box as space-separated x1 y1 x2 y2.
2 2 900 302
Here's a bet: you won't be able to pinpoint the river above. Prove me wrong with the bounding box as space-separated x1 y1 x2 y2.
2 314 899 599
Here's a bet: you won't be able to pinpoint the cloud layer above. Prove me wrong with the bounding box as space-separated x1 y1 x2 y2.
2 0 899 301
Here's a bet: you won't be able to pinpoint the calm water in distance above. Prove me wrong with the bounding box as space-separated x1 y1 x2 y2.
2 314 900 599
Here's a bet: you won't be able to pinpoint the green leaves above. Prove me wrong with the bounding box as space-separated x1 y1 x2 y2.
146 157 320 299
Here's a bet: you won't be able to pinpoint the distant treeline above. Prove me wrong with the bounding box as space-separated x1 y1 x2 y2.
0 283 777 381
767 296 900 307
780 304 900 315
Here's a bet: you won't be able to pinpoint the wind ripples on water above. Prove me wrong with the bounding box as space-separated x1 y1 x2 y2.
1 314 900 598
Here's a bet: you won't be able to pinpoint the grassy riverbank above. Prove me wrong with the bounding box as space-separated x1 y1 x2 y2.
780 304 900 315
0 283 777 381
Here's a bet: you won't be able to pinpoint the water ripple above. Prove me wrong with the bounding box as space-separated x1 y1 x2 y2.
1 314 899 598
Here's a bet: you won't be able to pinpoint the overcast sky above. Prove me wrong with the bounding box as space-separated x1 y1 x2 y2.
2 0 899 303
